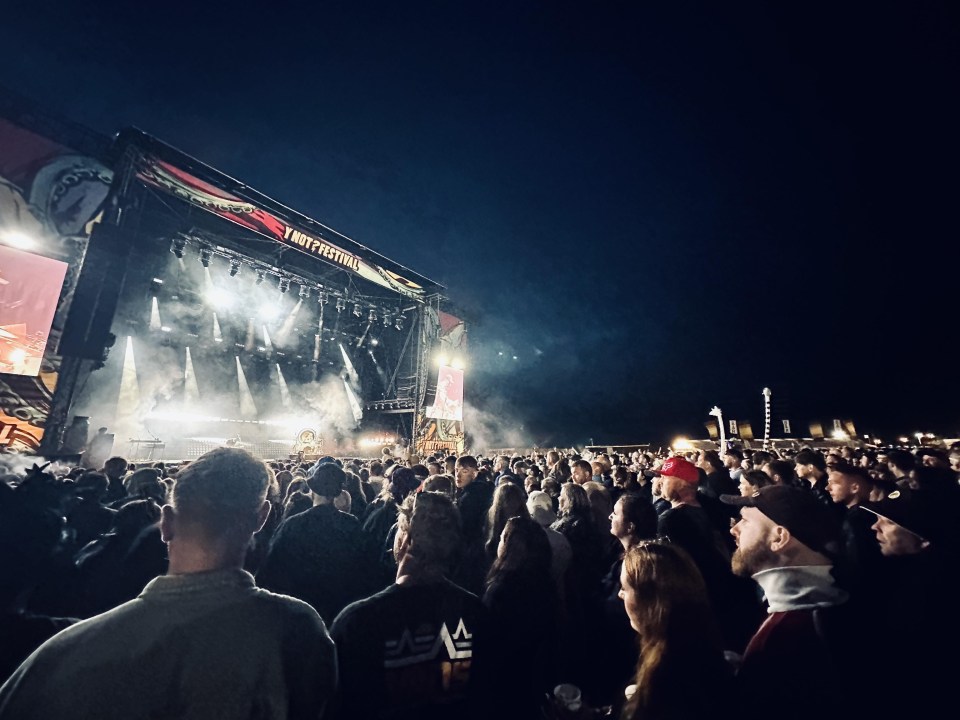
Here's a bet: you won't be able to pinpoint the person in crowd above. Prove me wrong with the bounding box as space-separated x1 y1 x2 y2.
454 456 494 546
618 541 733 719
74 499 168 618
657 456 760 652
738 469 773 496
793 448 835 506
526 491 572 595
342 469 368 520
362 465 421 556
584 481 619 568
697 449 740 535
724 447 744 481
825 462 882 593
551 482 604 591
101 456 129 505
258 459 380 623
330 491 491 720
66 472 115 550
570 459 592 486
884 449 915 485
483 516 558 720
422 473 455 498
483 483 529 564
0 448 337 720
722 484 861 720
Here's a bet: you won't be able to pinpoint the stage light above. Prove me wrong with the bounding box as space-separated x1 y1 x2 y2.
672 436 694 451
437 354 449 367
299 284 311 300
451 358 464 370
1 231 35 249
318 291 329 307
278 277 290 294
382 311 391 327
228 259 242 277
8 348 26 364
255 268 266 285
198 247 212 267
395 314 405 331
368 308 376 323
170 237 186 258
335 297 345 313
150 277 163 295
371 338 379 346
353 302 362 317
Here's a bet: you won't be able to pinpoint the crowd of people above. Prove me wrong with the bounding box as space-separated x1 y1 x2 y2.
0 439 958 719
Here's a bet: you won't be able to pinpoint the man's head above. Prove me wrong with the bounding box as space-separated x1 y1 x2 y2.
306 462 346 499
826 464 874 507
724 485 841 575
162 448 270 556
697 450 723 474
885 449 915 477
724 447 743 470
444 455 457 475
861 488 939 556
571 460 592 485
394 491 461 570
657 456 700 503
793 449 826 480
454 455 479 489
103 456 128 481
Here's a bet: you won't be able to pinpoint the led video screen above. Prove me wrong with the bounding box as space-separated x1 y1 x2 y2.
0 244 68 376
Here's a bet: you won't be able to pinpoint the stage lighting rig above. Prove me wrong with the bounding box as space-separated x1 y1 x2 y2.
228 259 242 277
198 247 212 268
335 296 345 313
368 307 377 323
382 311 391 327
318 291 329 307
395 313 405 331
170 237 186 258
255 268 266 285
278 277 291 294
299 284 311 300
353 302 362 317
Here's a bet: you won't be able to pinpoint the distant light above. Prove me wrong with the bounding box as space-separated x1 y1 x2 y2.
8 348 26 363
1 231 35 249
152 277 164 285
512 355 518 360
437 354 449 367
498 351 504 356
451 359 464 370
161 326 172 333
832 430 849 441
672 436 694 451
370 338 379 346
899 437 909 443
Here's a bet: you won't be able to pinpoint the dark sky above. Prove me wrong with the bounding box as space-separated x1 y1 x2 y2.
3 1 958 445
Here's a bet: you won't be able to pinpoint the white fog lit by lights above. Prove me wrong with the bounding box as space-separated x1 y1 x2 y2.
360 436 395 447
1 231 35 249
260 303 282 321
8 348 26 364
206 286 234 309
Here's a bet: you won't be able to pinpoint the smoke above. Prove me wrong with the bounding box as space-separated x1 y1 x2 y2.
462 398 533 455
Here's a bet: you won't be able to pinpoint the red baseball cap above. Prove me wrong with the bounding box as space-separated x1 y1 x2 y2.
658 456 700 484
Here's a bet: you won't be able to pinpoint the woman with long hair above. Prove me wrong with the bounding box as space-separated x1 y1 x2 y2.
484 516 558 720
618 541 732 719
484 482 529 561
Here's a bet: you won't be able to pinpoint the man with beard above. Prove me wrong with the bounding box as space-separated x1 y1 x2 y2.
722 485 863 720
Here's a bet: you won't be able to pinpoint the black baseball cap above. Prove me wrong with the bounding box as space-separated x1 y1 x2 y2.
721 485 841 554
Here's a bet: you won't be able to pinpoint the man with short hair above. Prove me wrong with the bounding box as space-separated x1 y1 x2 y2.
331 492 490 719
570 459 592 486
793 449 833 507
723 485 857 720
724 447 744 481
825 463 882 593
0 448 337 719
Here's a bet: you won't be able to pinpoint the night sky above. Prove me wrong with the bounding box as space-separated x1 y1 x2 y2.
3 2 957 446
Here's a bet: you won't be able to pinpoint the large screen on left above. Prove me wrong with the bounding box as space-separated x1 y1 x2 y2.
0 244 68 376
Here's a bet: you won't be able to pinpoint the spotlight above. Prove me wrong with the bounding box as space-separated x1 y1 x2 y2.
170 237 186 258
198 247 212 268
1 231 35 249
395 314 405 331
299 284 311 300
228 259 242 277
149 277 164 294
318 291 329 307
382 311 391 327
335 297 345 313
278 277 290 294
353 302 362 317
368 308 376 323
255 268 266 285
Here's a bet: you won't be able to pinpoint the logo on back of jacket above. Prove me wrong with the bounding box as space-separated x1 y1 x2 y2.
383 618 474 704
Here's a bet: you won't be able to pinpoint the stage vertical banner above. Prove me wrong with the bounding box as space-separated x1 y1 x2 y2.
0 113 112 451
418 310 466 456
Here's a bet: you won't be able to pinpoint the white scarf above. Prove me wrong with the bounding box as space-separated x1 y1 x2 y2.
751 565 849 613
